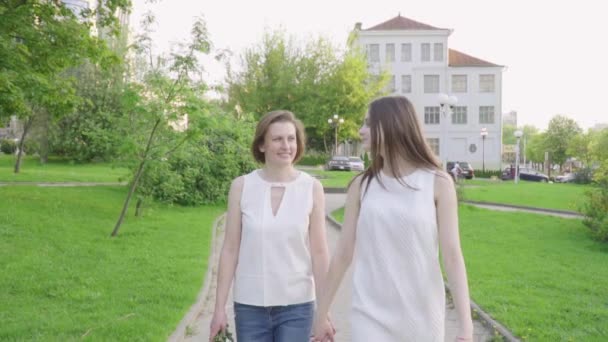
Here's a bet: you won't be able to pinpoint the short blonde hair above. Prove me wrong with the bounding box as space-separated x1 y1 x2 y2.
251 110 306 164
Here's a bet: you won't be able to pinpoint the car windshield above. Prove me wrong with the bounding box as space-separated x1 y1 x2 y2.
349 157 362 162
331 156 349 161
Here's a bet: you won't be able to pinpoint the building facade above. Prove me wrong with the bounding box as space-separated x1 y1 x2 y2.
356 15 504 170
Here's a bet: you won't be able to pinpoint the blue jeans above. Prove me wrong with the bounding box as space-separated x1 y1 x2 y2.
234 301 314 342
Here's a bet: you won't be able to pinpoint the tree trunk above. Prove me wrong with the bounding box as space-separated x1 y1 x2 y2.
14 116 33 174
135 198 143 217
38 109 50 164
111 118 162 237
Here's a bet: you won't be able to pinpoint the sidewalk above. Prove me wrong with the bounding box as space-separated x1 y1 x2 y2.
177 193 493 341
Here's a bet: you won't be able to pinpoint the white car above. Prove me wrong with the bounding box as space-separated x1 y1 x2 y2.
348 157 365 171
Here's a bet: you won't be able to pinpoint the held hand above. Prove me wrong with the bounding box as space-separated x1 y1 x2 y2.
209 310 228 341
311 315 334 342
455 324 473 342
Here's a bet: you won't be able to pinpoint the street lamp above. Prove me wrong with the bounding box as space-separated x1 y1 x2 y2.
438 93 458 168
328 114 344 156
514 130 523 184
480 127 488 173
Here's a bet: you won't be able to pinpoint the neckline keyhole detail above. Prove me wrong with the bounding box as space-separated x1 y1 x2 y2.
270 186 286 217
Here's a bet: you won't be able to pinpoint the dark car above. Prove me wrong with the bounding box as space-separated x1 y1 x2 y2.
326 156 351 171
446 161 474 180
501 166 549 182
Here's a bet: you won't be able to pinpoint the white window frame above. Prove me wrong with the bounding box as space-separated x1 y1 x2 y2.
452 106 468 124
401 43 412 62
401 75 411 93
385 43 395 62
433 43 443 62
421 43 430 62
424 75 440 93
368 44 380 63
424 106 440 125
426 138 440 155
451 75 467 93
479 74 495 93
479 106 495 124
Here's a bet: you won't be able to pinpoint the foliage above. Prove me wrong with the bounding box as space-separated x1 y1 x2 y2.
581 158 608 242
137 114 257 206
0 138 16 154
566 130 595 166
0 0 131 172
213 325 234 342
543 115 582 167
298 150 330 166
474 169 502 179
226 29 387 152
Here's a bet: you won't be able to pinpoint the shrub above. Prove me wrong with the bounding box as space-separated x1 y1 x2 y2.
298 150 329 166
0 139 17 154
137 116 257 206
574 167 594 184
475 169 502 179
581 163 608 242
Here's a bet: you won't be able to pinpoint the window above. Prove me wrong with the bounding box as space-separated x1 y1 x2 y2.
426 138 440 155
433 43 443 61
368 44 379 63
479 106 495 124
421 43 430 62
424 106 440 125
424 75 440 93
387 75 396 92
451 75 467 93
401 75 411 93
452 106 467 124
401 43 411 62
479 74 495 92
385 43 395 62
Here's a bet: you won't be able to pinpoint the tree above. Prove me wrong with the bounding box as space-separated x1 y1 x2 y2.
110 14 212 236
0 0 130 172
567 130 596 166
544 115 582 168
226 30 387 152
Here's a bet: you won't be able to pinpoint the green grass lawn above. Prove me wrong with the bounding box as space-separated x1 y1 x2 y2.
460 179 592 212
0 155 130 183
330 206 608 341
306 170 359 188
0 186 224 341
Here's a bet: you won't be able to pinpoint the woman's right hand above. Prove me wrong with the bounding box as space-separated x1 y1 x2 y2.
311 314 334 342
209 310 228 341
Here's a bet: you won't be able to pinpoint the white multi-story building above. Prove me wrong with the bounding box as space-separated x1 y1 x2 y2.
356 15 504 170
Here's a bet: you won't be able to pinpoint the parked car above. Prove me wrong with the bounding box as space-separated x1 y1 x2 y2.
326 156 351 171
446 161 474 180
348 157 365 171
555 172 576 183
501 166 550 182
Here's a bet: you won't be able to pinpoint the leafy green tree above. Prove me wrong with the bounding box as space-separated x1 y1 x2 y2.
110 14 212 236
0 0 130 172
567 130 597 166
544 115 582 167
226 30 387 152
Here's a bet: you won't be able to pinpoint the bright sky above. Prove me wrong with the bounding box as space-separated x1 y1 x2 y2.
130 0 607 131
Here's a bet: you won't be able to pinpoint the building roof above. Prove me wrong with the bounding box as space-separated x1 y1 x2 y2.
449 49 501 67
363 14 444 31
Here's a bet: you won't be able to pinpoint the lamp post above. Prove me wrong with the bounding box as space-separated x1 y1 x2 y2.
480 127 488 173
438 93 458 169
514 130 523 184
328 114 344 156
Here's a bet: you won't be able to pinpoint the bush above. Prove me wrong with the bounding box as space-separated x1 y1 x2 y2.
475 169 502 179
0 139 17 154
137 115 257 205
581 164 608 242
298 150 329 166
574 167 594 184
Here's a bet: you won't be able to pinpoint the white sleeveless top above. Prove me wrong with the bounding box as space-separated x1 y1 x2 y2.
351 169 445 341
233 169 315 306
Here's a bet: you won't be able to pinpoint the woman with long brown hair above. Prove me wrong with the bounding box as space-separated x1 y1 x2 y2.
312 96 473 341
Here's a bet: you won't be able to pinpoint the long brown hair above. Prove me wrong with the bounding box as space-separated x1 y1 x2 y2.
360 96 441 194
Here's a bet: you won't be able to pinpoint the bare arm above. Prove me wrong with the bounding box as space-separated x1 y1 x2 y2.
314 175 361 325
309 179 330 298
209 176 244 339
435 172 473 339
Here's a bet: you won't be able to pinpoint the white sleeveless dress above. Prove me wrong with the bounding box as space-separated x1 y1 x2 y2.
351 169 445 341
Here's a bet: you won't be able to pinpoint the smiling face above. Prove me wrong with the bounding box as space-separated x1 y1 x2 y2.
259 121 298 166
